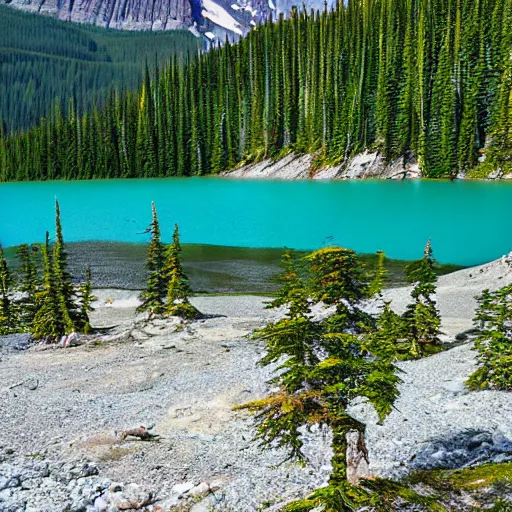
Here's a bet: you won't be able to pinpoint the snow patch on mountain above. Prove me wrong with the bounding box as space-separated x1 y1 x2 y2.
202 0 243 35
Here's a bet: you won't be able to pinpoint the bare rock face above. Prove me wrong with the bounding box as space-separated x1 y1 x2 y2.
1 0 192 30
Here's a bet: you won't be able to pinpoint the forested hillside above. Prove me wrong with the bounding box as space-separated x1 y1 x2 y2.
1 0 511 181
0 5 200 133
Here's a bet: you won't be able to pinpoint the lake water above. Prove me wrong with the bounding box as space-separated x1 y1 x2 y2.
1 178 511 266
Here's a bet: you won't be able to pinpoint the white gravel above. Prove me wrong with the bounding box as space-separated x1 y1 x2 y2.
1 256 512 511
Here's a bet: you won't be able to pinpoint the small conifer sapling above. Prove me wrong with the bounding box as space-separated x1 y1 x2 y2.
164 224 202 320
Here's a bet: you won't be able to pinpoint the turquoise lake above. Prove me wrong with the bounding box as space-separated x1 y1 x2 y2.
1 178 511 266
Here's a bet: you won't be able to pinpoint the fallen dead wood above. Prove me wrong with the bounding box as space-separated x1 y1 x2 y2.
2 378 39 394
119 425 160 442
117 491 156 510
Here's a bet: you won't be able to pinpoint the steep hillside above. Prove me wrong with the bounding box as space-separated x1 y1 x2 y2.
0 5 200 133
1 0 511 181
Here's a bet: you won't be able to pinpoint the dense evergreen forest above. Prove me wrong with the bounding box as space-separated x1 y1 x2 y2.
0 5 200 133
1 0 511 181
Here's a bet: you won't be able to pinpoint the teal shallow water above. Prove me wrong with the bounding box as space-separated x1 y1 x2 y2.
1 178 511 265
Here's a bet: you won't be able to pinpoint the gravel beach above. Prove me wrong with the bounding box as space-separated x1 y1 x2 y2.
1 255 512 511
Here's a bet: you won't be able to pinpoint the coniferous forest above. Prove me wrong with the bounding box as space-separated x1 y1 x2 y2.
1 0 511 181
0 5 199 134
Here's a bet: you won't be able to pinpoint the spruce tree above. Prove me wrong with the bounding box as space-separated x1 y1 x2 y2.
31 205 84 341
402 240 441 358
467 285 512 390
0 245 17 334
32 233 65 341
369 301 406 361
164 224 202 320
265 249 309 316
238 247 402 511
138 202 166 316
53 200 77 328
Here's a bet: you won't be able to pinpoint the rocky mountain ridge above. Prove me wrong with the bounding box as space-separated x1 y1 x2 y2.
0 0 334 38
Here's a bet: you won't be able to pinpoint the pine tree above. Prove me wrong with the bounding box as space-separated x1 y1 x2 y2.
308 247 374 332
265 249 309 316
16 243 39 326
164 224 202 320
0 245 17 334
402 240 441 357
369 301 406 361
467 285 512 390
237 247 402 511
53 200 77 329
32 232 64 341
138 202 166 316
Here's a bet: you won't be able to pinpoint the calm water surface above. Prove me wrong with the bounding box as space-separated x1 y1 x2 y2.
1 178 511 265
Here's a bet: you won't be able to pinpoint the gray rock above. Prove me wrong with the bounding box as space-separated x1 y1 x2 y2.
172 481 196 496
468 432 493 450
0 333 31 352
93 495 108 511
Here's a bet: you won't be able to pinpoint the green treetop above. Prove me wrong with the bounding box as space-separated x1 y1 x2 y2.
138 202 166 316
53 200 78 328
369 301 406 361
32 232 70 340
266 249 310 317
164 224 202 320
308 247 374 333
402 240 441 357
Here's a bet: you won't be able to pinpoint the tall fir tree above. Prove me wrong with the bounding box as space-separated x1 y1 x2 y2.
238 247 403 511
164 224 202 319
32 232 64 341
265 249 309 316
53 200 77 328
402 240 441 357
138 202 166 316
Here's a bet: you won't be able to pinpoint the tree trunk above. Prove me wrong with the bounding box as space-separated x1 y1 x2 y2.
346 429 369 484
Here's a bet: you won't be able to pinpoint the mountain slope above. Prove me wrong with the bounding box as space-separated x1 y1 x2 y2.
0 5 199 133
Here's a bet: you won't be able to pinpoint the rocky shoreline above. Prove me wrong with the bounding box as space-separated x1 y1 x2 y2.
223 150 512 181
2 258 512 511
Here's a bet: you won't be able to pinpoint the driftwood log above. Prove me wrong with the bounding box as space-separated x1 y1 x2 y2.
119 425 160 442
117 491 156 510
